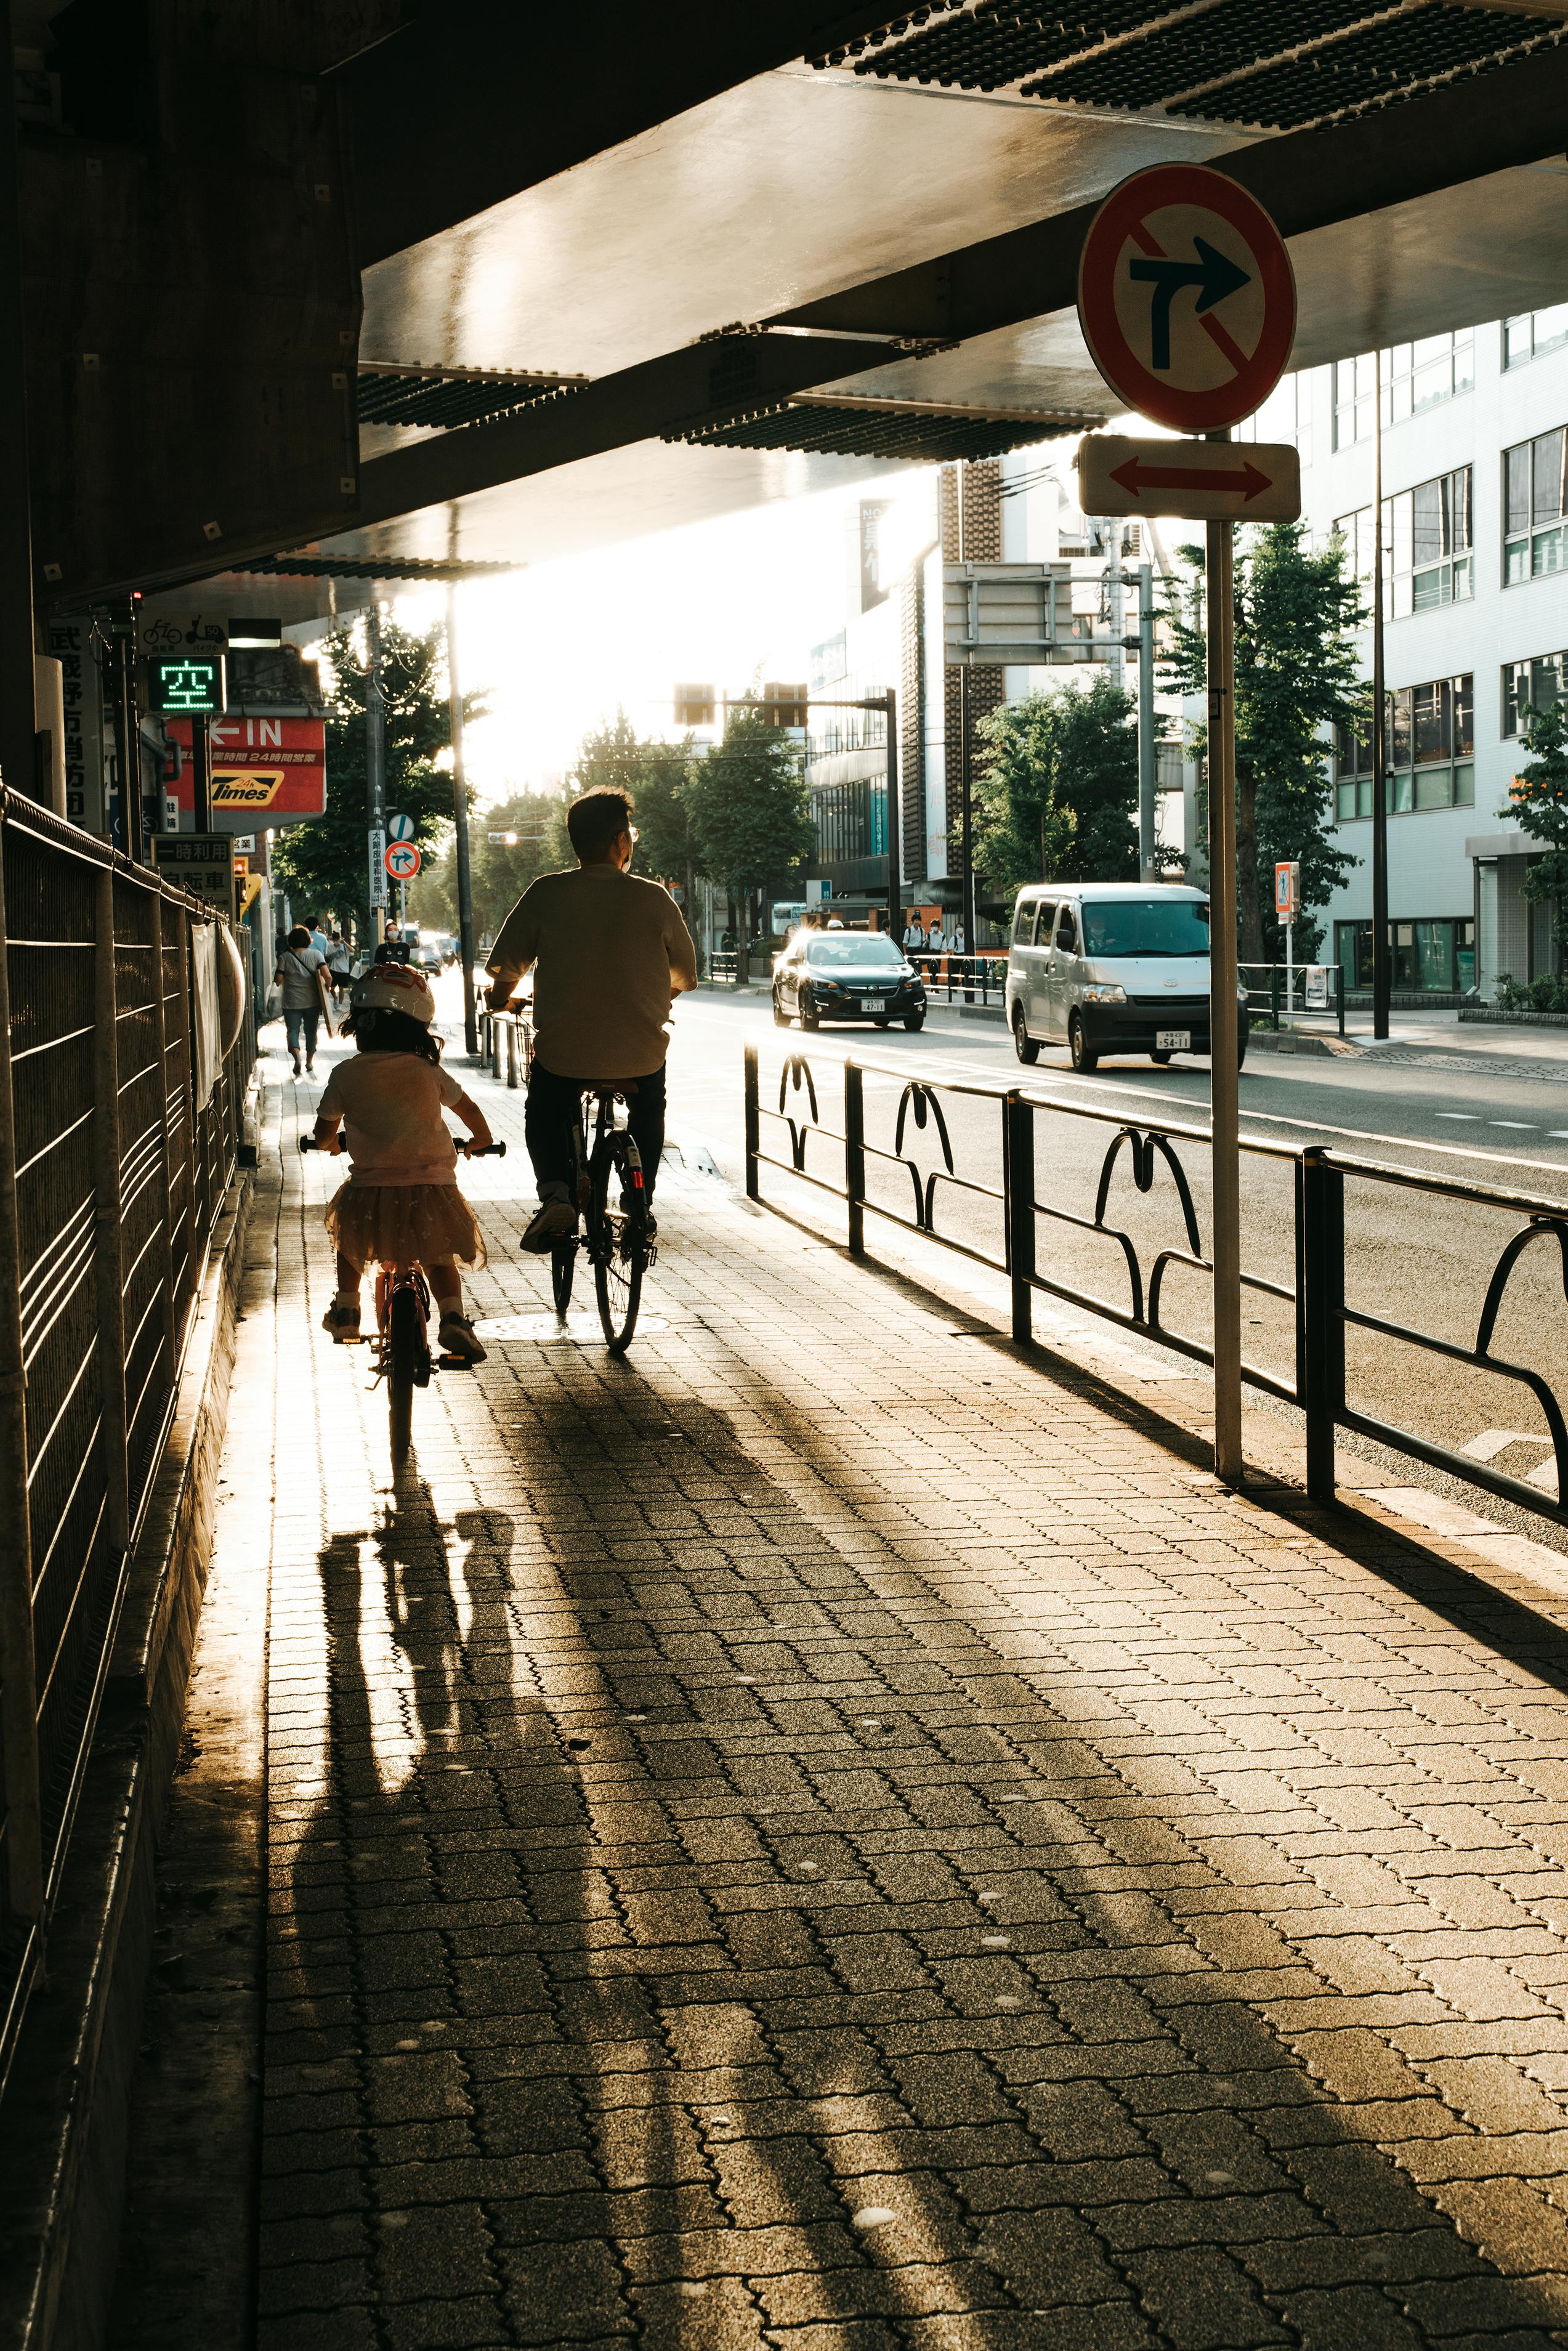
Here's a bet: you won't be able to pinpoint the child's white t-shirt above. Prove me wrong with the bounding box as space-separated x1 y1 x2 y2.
318 1052 467 1186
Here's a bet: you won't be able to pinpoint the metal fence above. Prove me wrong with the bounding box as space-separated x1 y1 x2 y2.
0 789 255 2095
743 1039 1568 1532
1240 959 1348 1036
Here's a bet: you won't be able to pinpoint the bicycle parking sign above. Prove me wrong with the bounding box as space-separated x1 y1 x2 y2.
1077 163 1296 432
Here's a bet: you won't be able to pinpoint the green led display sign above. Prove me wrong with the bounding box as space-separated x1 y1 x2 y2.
152 655 225 715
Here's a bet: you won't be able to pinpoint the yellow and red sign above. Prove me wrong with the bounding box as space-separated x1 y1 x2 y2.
166 716 327 825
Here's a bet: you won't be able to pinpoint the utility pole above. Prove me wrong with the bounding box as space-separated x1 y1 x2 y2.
1138 560 1157 883
365 596 387 945
1205 430 1242 1487
190 712 211 831
883 687 900 943
446 581 479 1054
1370 346 1390 1040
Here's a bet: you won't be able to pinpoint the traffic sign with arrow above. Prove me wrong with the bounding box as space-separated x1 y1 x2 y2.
1077 163 1295 434
385 840 422 881
1078 434 1300 523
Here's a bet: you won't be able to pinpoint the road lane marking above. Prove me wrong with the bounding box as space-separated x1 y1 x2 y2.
1489 1120 1535 1130
1437 1112 1481 1121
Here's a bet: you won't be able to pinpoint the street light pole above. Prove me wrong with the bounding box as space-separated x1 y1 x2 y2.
446 582 479 1054
1138 560 1157 883
1370 344 1390 1040
883 688 900 942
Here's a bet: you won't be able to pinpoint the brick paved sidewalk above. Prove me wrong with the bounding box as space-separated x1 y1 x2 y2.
236 1042 1568 2351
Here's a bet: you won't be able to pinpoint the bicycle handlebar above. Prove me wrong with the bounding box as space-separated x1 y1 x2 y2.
299 1134 506 1157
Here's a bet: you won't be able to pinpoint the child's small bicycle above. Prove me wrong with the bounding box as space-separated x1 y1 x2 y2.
301 1133 506 1464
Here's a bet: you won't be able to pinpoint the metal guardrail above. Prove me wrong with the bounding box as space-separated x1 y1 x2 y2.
1240 959 1347 1037
743 1039 1568 1534
910 952 1008 1008
0 789 254 2097
479 1003 531 1088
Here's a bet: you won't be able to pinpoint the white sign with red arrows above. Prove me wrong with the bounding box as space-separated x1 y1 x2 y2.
1078 433 1300 523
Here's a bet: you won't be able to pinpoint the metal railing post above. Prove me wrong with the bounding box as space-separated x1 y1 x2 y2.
1004 1091 1035 1345
1336 963 1346 1038
94 867 131 1555
1301 1144 1344 1502
148 887 179 1378
845 1062 865 1255
0 798 45 1934
744 1043 760 1201
1269 966 1280 1032
506 1018 522 1089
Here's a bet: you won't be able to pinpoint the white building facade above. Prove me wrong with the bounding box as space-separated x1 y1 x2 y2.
1290 309 1568 1003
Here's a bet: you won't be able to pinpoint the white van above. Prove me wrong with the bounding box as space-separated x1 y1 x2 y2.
1004 881 1248 1073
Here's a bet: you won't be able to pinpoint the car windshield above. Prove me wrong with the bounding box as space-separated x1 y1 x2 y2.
806 936 903 968
1081 898 1211 959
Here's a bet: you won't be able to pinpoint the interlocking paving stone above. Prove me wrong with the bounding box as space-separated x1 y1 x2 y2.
219 1045 1568 2349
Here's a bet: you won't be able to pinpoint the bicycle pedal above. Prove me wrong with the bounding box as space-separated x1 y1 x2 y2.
436 1352 475 1372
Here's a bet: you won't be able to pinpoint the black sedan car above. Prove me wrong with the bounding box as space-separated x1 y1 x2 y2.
773 931 926 1031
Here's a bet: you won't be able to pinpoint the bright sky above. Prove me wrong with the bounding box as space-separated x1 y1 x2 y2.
385 472 921 809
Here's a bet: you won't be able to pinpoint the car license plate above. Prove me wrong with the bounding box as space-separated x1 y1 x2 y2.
1156 1029 1191 1051
862 997 886 1011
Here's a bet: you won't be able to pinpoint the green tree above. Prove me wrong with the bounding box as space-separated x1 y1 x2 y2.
971 676 1142 899
270 614 480 936
1507 696 1568 949
1160 524 1365 963
684 706 812 948
410 788 571 941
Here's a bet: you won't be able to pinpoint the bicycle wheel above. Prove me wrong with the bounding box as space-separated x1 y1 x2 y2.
589 1135 645 1354
387 1285 422 1463
551 1241 575 1315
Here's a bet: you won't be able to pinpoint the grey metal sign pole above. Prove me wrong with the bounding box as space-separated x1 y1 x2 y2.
1205 436 1242 1485
1370 345 1390 1040
883 688 900 941
446 582 479 1054
365 596 387 945
1138 559 1157 881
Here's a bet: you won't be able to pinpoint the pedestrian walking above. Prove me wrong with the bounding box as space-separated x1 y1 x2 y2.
275 923 328 1075
326 931 352 1003
927 919 947 954
902 913 927 953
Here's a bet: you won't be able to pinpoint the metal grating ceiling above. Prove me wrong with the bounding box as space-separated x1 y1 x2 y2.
356 363 589 431
812 0 1567 129
668 399 1078 463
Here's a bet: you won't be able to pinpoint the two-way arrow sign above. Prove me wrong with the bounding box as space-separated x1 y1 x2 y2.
1078 433 1301 524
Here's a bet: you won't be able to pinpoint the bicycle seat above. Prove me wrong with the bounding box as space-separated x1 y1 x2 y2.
585 1080 637 1099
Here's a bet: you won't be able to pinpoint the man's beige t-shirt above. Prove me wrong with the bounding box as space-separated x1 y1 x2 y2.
487 866 698 1080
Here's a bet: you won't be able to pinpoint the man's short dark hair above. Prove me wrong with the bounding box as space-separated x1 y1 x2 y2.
567 787 633 857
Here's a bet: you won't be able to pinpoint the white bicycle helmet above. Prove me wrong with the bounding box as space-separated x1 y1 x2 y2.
349 961 436 1024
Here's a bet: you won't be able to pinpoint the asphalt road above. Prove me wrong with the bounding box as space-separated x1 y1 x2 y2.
667 989 1568 1519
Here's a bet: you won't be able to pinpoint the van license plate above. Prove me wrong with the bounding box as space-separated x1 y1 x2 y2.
1156 1029 1191 1051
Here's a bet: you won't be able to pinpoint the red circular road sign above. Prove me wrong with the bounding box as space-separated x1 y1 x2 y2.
384 840 422 881
1077 164 1296 434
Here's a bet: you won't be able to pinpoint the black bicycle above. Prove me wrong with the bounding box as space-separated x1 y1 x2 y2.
301 1132 506 1463
548 1082 655 1354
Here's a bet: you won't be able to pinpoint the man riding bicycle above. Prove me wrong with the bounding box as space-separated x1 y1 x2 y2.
485 787 698 1253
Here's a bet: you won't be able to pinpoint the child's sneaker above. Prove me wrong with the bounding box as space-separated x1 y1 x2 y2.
321 1298 361 1343
438 1314 487 1364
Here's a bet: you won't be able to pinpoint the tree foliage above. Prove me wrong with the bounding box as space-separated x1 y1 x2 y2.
971 676 1142 899
1507 696 1568 947
683 706 813 923
1160 524 1365 963
269 615 482 936
410 789 571 940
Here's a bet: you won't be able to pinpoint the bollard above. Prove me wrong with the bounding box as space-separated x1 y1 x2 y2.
506 1018 522 1089
1004 1091 1035 1345
845 1062 865 1256
744 1043 760 1200
1299 1146 1345 1502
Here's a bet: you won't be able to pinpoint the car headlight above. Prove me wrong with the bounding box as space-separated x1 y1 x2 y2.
1080 984 1127 1003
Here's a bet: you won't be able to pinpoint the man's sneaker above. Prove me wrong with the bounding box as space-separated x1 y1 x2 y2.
438 1314 487 1364
522 1200 578 1253
321 1300 361 1343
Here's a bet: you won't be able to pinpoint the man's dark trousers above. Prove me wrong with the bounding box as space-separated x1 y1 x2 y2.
525 1062 667 1201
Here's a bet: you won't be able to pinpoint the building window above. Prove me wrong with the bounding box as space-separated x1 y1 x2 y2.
1503 307 1568 370
1505 426 1568 583
1332 334 1474 449
1336 470 1473 618
1236 371 1312 470
1335 918 1476 993
1503 648 1568 737
1334 673 1473 820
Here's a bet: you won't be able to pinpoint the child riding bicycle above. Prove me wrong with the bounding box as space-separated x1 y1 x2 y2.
311 961 494 1362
